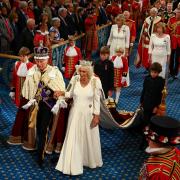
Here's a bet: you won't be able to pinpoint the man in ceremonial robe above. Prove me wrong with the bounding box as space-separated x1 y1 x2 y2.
136 8 161 70
123 11 137 54
166 7 180 79
8 46 66 166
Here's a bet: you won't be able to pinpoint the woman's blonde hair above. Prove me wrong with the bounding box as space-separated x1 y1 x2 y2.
155 22 166 33
115 14 125 25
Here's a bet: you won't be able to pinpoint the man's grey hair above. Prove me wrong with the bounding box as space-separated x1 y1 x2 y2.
20 1 28 9
27 18 35 25
150 7 158 14
58 7 67 15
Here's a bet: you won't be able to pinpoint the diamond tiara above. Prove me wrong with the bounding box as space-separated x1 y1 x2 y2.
79 60 93 66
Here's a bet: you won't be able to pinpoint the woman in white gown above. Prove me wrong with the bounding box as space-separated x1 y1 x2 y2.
148 22 171 79
55 61 103 175
107 14 130 59
107 14 130 86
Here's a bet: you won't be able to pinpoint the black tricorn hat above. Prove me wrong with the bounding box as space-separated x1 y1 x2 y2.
144 115 180 145
34 46 49 60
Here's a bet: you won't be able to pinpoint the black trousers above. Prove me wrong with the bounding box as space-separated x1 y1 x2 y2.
36 101 53 161
169 46 180 77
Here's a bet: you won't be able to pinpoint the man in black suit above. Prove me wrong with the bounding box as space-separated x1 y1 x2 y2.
79 0 87 8
66 3 78 36
97 0 109 26
58 7 69 40
33 0 43 25
16 1 28 33
74 7 85 34
19 18 35 53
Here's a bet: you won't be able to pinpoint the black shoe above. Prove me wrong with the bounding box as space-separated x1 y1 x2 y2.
50 157 59 165
37 158 43 168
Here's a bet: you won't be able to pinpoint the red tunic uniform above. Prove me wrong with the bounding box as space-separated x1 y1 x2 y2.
132 0 141 28
33 31 50 47
63 46 82 79
105 2 122 18
122 0 133 13
27 9 35 19
125 19 137 44
84 15 98 59
142 0 150 15
140 0 150 23
12 61 34 107
139 148 180 180
136 16 161 69
166 16 180 50
112 55 128 87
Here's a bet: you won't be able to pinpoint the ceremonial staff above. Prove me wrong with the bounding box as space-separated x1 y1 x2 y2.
156 60 169 116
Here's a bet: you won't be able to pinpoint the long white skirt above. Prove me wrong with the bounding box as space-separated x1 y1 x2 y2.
55 105 103 175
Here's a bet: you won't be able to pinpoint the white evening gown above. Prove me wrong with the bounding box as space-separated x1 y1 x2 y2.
55 75 103 175
148 33 171 78
107 24 130 58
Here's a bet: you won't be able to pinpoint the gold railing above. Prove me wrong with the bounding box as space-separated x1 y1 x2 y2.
0 22 112 60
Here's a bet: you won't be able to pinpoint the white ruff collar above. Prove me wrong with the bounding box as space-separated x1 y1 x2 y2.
66 46 78 56
113 56 123 68
17 61 29 77
145 146 172 155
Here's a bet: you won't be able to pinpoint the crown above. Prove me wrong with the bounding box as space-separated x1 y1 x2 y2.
79 60 93 66
34 46 49 60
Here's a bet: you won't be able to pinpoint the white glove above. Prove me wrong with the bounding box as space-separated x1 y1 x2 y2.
130 43 134 47
22 99 36 110
61 67 65 72
59 99 67 108
51 99 67 115
121 77 127 84
9 92 15 100
51 102 60 115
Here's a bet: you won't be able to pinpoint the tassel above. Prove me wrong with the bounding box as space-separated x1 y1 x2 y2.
115 88 121 104
29 103 39 128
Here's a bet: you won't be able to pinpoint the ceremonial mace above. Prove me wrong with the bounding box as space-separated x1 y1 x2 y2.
156 61 169 116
